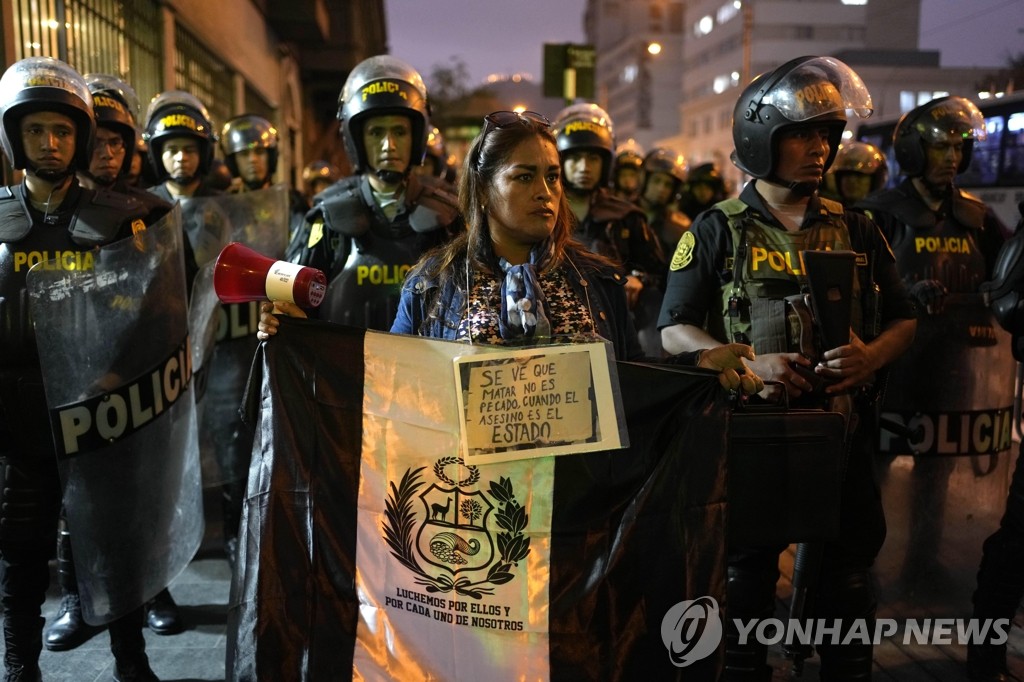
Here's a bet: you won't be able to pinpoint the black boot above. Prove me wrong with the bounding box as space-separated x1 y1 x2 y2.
44 516 100 650
968 529 1024 682
144 588 182 635
724 560 778 682
3 615 43 682
109 609 159 682
815 570 876 682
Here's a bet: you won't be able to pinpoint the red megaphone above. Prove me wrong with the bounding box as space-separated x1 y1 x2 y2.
213 242 327 308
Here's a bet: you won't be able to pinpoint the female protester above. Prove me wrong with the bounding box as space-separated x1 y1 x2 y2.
260 111 762 392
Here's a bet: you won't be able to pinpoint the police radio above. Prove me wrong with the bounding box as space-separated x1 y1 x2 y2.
213 242 327 308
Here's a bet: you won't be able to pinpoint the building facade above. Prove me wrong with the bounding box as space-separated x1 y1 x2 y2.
1 0 386 187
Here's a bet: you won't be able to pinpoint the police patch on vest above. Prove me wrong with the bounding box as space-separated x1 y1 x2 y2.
670 231 695 271
307 220 324 249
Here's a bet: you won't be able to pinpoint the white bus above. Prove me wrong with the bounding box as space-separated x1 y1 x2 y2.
855 91 1024 230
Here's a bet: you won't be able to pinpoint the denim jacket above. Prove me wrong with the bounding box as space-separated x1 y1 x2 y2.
392 251 689 363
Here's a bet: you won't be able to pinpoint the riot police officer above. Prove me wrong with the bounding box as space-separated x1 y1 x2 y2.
550 103 666 356
610 138 644 203
658 56 917 681
638 147 692 257
301 160 339 204
413 124 457 187
856 96 1011 678
287 55 461 330
216 113 307 573
138 90 224 637
79 74 172 217
42 73 178 656
221 113 308 237
0 56 163 682
678 161 729 221
820 141 888 208
144 91 220 202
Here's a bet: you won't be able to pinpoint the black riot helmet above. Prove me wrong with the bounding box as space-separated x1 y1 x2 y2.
337 55 429 183
551 103 615 186
892 96 986 177
302 160 340 195
220 114 279 186
423 125 456 182
824 141 889 195
84 73 139 177
0 57 94 172
731 56 873 182
614 139 645 173
143 90 216 183
642 147 688 193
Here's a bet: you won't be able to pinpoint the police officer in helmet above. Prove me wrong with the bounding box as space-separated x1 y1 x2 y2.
550 102 666 356
287 55 461 330
0 56 164 682
638 147 692 258
144 90 220 202
855 96 1009 681
301 160 339 203
41 73 178 656
678 161 729 221
820 141 888 208
610 138 644 203
659 56 916 681
414 124 457 186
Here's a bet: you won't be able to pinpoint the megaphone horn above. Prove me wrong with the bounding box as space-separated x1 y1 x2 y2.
213 242 327 308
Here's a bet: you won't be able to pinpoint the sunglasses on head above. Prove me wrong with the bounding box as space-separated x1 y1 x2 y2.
481 110 551 136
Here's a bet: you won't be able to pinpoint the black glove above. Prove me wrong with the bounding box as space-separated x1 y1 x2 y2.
908 279 948 315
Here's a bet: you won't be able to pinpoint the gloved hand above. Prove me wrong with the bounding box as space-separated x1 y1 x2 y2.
908 279 948 315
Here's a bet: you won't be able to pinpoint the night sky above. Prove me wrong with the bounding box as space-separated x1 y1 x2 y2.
385 0 1022 88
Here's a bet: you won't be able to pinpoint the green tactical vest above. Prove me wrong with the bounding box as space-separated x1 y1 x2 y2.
710 197 866 355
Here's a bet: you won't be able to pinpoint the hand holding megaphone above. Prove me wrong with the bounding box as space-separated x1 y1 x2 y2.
213 242 327 308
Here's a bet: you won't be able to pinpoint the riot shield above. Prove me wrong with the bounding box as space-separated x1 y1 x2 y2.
183 185 291 486
879 293 1016 457
26 205 204 625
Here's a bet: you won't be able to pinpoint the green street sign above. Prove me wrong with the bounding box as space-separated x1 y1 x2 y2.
543 43 595 100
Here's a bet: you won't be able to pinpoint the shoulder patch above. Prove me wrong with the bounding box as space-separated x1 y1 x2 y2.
670 231 696 271
307 219 325 249
131 219 147 235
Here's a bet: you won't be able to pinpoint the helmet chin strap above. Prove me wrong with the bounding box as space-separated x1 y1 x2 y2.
169 172 198 187
30 164 74 184
768 172 819 197
374 168 406 186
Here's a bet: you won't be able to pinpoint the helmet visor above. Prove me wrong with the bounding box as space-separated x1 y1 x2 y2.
0 57 92 113
916 97 987 144
761 56 873 123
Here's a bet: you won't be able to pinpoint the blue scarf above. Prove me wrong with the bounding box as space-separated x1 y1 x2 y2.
498 252 552 340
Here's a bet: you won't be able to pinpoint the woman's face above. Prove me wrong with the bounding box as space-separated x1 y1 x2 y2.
484 135 562 262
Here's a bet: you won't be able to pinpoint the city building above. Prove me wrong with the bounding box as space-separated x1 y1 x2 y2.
0 0 387 187
585 0 1003 191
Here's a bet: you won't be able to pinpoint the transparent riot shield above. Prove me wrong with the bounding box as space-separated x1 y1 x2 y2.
26 205 204 625
874 293 1019 613
183 185 290 487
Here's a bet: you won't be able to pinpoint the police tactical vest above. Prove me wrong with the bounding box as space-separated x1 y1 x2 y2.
861 188 988 293
316 175 456 330
0 184 144 368
713 197 864 354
